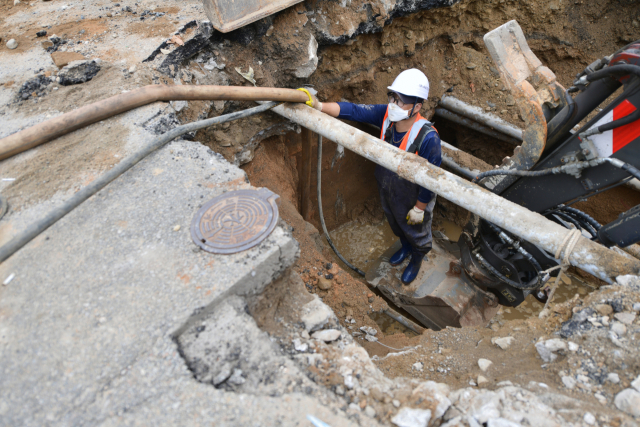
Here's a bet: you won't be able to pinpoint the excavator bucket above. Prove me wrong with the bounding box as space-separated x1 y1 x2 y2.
480 20 567 194
202 0 304 33
366 233 499 331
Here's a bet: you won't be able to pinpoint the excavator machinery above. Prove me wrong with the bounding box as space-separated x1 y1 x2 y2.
366 21 640 330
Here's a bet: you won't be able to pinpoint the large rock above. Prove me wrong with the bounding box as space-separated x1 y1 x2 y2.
614 389 640 417
300 296 335 332
391 408 432 427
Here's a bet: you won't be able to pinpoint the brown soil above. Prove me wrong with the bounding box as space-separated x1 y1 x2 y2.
573 185 640 225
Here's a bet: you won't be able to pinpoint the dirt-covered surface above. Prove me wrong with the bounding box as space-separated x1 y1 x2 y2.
3 0 640 425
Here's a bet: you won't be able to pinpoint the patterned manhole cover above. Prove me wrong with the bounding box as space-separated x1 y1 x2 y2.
191 188 280 254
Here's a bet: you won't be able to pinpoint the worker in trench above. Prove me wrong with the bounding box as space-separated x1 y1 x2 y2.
302 69 442 284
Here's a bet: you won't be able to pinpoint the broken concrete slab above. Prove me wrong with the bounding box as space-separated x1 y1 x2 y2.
0 135 324 425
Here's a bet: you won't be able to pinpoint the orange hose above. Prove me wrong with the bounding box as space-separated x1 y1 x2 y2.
0 85 310 161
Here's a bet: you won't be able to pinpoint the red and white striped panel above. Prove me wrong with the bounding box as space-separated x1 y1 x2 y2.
588 99 640 157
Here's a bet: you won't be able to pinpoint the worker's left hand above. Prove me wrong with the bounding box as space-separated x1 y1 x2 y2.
406 206 424 225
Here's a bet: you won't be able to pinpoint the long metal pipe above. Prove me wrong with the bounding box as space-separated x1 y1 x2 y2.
435 108 520 146
439 96 523 141
271 102 640 283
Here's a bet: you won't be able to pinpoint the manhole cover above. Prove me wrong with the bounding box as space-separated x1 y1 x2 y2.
190 188 280 254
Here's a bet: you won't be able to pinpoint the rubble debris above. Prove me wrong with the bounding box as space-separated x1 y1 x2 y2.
235 66 256 86
311 329 341 342
391 407 432 427
16 75 51 101
44 35 66 53
57 60 100 86
535 338 568 363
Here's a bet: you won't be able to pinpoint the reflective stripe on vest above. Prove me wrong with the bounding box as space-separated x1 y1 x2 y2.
380 106 437 154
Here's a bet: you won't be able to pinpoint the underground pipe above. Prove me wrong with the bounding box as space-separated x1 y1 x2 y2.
434 108 520 146
439 96 523 141
0 102 279 264
269 102 640 284
0 85 309 161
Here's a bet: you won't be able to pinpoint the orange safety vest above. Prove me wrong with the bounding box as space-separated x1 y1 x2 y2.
380 107 438 153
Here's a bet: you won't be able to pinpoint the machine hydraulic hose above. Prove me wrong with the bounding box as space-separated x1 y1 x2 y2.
0 85 309 161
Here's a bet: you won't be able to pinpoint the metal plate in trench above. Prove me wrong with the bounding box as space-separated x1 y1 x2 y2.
191 188 279 254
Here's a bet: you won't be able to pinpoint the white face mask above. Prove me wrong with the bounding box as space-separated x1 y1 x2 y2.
387 102 410 122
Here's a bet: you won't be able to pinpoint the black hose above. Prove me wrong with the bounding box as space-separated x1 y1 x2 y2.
557 210 598 238
316 134 366 277
486 222 545 287
560 206 601 231
475 252 541 290
473 157 640 185
0 102 280 264
598 108 640 133
584 64 640 84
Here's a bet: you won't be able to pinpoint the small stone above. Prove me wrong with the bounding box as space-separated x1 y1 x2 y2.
317 276 332 290
595 303 613 316
312 329 341 342
412 362 423 372
544 338 567 352
6 39 18 49
583 412 596 425
293 338 308 352
128 65 136 73
466 64 477 69
611 321 627 336
173 225 181 231
491 336 515 350
477 375 488 386
535 342 556 362
391 408 432 427
36 30 47 37
568 342 579 352
562 375 576 389
58 60 101 86
51 51 85 68
227 368 245 385
614 312 636 325
364 406 376 417
360 326 377 336
478 358 493 372
631 375 640 392
633 302 640 312
614 389 640 417
301 330 310 339
607 373 620 384
594 392 607 404
392 399 401 408
364 334 378 342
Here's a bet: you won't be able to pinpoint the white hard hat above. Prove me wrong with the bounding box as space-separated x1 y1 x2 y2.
387 68 430 101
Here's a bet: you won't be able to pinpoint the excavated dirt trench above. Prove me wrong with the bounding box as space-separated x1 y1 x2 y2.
183 0 640 402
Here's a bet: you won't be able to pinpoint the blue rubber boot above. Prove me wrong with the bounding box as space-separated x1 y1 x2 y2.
401 251 425 285
389 239 412 266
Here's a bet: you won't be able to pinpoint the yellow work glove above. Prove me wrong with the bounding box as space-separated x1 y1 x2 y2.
406 206 424 225
297 88 323 111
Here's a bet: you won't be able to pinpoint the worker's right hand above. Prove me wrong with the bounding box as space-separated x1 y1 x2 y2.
297 88 323 112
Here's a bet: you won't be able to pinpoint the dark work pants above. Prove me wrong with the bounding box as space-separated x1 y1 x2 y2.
375 165 436 255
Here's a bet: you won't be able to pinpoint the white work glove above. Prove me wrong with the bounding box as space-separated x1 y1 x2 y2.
406 206 424 225
297 88 323 111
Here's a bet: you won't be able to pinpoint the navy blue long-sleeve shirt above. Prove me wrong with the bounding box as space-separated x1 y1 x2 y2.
337 102 442 204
